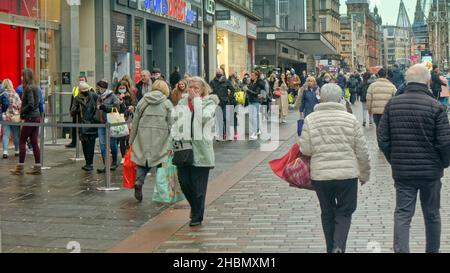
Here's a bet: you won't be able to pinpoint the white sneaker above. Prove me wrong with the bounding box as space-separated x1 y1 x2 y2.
249 134 258 141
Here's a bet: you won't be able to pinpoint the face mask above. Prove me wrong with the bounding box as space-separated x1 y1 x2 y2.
97 88 106 95
118 88 126 94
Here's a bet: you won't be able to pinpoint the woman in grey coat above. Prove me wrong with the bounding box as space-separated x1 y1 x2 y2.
130 80 174 202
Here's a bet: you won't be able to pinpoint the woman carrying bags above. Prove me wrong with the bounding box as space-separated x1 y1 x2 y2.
130 80 173 202
170 76 219 227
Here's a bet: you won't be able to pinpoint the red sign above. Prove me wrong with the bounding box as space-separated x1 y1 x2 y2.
134 55 141 84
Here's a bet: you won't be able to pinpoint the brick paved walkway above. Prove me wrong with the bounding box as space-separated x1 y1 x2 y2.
154 102 450 253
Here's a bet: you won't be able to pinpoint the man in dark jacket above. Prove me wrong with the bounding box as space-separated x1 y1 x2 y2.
210 69 235 141
391 64 405 89
169 66 182 88
347 72 360 104
378 64 450 253
337 72 347 92
136 70 152 102
431 65 447 99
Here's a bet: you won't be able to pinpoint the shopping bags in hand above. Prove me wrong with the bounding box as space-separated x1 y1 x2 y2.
269 143 313 191
152 156 185 204
235 90 246 106
123 145 137 189
288 93 294 104
107 107 129 138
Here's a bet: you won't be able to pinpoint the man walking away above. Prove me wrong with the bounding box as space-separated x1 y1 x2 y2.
391 64 405 89
378 64 450 253
366 68 396 128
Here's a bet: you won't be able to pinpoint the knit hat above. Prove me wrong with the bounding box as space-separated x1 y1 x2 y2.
96 80 108 90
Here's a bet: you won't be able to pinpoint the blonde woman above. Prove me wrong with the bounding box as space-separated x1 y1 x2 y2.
1 79 21 158
170 79 188 106
299 76 320 118
130 80 174 202
170 76 219 226
274 73 289 123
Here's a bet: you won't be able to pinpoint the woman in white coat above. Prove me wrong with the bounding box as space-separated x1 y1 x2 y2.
299 83 371 253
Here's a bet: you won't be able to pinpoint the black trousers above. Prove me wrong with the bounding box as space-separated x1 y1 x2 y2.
81 137 96 166
313 179 358 253
118 136 129 158
178 166 210 223
373 114 383 128
70 116 78 145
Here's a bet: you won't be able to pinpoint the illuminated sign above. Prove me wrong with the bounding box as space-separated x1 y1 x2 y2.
141 0 197 25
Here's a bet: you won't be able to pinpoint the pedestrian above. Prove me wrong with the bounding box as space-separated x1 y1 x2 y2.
366 68 396 128
377 64 450 253
121 74 138 97
245 71 265 140
300 76 320 118
94 80 120 173
130 80 173 202
115 80 138 164
289 69 301 100
170 66 182 89
70 82 98 171
171 79 188 107
359 72 373 127
10 69 42 175
66 75 87 148
1 79 20 159
300 70 308 86
170 76 219 226
391 64 405 89
347 72 360 104
274 73 289 123
299 83 370 253
209 68 235 141
136 70 152 101
439 74 449 111
228 75 240 139
337 71 347 92
431 65 447 100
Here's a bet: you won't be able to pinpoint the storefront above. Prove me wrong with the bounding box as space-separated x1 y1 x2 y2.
247 20 257 73
113 0 202 84
203 0 216 81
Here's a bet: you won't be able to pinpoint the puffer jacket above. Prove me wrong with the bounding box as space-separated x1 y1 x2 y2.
366 78 396 114
377 83 450 181
170 94 219 168
130 91 174 167
299 102 371 182
209 76 235 105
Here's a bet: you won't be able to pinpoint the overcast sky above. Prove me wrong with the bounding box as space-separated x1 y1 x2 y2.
339 0 425 26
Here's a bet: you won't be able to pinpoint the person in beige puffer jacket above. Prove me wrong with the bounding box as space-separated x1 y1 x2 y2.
366 68 396 127
299 83 371 253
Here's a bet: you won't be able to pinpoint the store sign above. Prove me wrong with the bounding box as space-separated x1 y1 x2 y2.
247 21 257 39
205 0 215 15
216 10 230 21
141 0 197 25
116 25 126 44
215 4 246 36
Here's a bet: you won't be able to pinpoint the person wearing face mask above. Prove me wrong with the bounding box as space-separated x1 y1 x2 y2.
209 68 236 141
66 75 87 148
70 82 98 171
94 80 120 173
300 76 320 118
115 81 138 164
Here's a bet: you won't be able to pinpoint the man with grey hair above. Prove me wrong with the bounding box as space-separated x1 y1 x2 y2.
136 70 152 101
378 64 450 253
300 83 370 253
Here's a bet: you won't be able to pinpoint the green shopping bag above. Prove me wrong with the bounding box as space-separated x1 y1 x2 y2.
152 156 185 204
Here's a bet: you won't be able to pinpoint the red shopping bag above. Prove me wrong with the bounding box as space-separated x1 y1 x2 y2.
269 143 300 179
283 156 313 190
123 146 137 189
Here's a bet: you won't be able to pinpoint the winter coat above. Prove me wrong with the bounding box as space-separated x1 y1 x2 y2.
366 78 396 115
337 75 347 91
170 94 219 168
94 90 120 124
246 79 265 104
209 76 235 105
395 82 407 96
300 87 319 117
274 79 289 117
391 68 405 89
130 91 174 167
17 85 44 114
136 80 153 102
71 91 99 138
347 76 360 93
299 102 370 182
20 85 40 119
431 71 446 99
377 83 450 181
359 82 370 103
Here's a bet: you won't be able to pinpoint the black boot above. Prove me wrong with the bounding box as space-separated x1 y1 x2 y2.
97 157 106 173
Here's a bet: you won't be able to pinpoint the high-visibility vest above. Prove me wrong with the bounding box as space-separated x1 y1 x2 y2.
72 87 79 97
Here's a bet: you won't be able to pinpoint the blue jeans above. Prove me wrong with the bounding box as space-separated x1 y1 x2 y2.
249 102 260 135
98 127 118 159
2 125 20 154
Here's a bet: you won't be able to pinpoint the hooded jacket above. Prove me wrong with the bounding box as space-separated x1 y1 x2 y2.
378 83 450 181
209 76 235 104
170 94 219 168
299 102 371 182
130 91 174 167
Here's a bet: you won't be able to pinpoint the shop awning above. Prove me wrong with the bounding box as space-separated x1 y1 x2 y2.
257 32 337 55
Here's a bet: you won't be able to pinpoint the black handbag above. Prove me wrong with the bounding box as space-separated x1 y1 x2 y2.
172 111 194 167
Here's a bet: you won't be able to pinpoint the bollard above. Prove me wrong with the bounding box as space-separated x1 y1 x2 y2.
70 125 84 161
39 117 51 170
97 123 120 192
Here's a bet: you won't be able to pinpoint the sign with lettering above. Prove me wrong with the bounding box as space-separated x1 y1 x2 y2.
116 25 126 44
215 10 230 21
215 3 246 36
139 0 197 25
